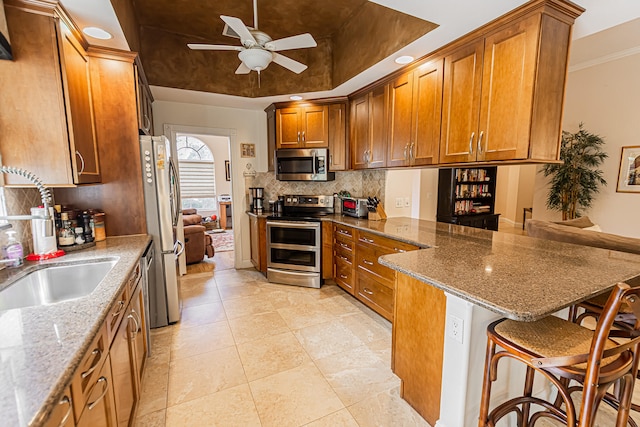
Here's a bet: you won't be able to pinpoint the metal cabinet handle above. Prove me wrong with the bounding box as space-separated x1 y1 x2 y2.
174 239 184 256
339 274 348 279
363 259 374 266
302 131 306 142
75 151 85 175
87 377 109 410
339 242 350 249
477 131 484 154
337 229 351 236
143 114 151 133
363 287 374 295
394 247 407 253
338 255 349 262
58 396 72 427
112 300 125 318
297 131 300 143
469 132 475 155
360 237 374 243
329 154 333 165
410 142 415 161
81 348 102 379
128 311 140 340
404 143 409 161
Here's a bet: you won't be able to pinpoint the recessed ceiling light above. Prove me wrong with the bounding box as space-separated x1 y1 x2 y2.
82 27 112 40
395 55 414 65
290 95 303 101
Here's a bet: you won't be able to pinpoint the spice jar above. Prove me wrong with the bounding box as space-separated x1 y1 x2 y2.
94 212 106 241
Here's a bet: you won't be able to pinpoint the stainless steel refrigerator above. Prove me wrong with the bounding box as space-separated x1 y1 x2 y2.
140 135 183 328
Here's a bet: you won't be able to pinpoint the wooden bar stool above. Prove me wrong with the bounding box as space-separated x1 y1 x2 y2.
478 282 640 427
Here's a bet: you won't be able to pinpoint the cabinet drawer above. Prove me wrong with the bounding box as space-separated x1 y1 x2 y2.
334 237 354 253
356 243 395 285
334 224 354 240
356 273 394 321
71 323 109 421
357 230 419 253
335 258 354 295
334 244 353 265
127 262 142 294
106 286 128 342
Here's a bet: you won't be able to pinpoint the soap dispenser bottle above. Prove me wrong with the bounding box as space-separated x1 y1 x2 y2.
4 230 23 268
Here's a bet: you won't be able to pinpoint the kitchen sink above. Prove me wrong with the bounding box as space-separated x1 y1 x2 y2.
0 259 118 311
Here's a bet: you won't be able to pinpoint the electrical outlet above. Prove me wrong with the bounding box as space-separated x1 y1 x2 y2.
404 197 410 207
448 315 464 343
395 197 403 208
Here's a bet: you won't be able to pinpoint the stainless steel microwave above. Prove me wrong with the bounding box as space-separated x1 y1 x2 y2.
275 148 335 181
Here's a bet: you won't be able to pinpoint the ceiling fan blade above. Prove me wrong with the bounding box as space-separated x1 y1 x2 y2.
235 62 251 74
266 33 317 52
187 44 242 51
272 53 307 74
221 15 257 46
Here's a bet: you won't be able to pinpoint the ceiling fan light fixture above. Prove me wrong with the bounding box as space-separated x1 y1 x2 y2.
395 55 414 65
238 48 273 71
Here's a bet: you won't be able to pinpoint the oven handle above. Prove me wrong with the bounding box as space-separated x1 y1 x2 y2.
266 221 321 229
312 150 317 175
268 243 320 251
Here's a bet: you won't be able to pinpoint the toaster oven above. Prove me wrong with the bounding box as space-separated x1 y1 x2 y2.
341 198 369 218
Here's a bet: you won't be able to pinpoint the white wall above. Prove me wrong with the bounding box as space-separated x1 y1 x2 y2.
384 168 439 220
532 52 640 238
154 101 268 268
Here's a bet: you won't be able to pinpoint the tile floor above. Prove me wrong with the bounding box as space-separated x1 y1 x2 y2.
134 266 430 427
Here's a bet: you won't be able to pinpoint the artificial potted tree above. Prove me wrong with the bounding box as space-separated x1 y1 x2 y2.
542 123 608 220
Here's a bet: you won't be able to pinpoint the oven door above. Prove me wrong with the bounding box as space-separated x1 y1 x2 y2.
266 221 321 273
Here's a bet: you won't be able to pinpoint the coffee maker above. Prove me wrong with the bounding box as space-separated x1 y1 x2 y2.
249 187 264 213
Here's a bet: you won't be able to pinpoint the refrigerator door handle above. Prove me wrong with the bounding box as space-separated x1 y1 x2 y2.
174 239 184 257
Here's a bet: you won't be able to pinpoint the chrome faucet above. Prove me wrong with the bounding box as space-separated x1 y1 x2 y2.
0 166 55 236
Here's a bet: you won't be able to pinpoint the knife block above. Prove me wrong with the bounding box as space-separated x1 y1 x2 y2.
368 203 387 221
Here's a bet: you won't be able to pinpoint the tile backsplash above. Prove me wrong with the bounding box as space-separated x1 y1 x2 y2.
1 187 42 255
249 169 386 208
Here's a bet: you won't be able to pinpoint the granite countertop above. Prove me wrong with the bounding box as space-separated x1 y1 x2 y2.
378 227 640 321
0 234 151 427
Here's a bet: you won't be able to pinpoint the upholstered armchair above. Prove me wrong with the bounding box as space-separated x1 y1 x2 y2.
182 209 215 264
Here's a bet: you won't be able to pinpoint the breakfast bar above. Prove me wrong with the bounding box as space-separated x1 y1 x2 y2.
379 228 640 427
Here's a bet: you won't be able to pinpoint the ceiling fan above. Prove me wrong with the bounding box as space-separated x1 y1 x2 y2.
187 0 317 77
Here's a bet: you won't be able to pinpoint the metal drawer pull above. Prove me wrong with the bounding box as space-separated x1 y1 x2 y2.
339 242 350 249
469 132 475 154
394 248 406 253
363 259 374 265
302 131 306 142
58 396 72 427
404 143 409 160
297 131 300 142
361 237 374 243
111 300 125 317
363 287 374 295
81 348 102 379
339 274 348 279
339 255 349 261
87 377 109 410
127 313 139 340
478 131 484 153
338 229 351 236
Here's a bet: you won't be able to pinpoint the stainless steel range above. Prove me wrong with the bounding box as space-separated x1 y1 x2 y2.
266 195 334 288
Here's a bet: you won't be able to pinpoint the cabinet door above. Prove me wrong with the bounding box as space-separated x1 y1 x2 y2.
368 85 388 168
249 214 259 269
440 39 484 164
43 388 74 427
327 103 347 171
59 21 101 184
478 15 540 161
350 94 370 170
110 302 136 427
266 108 276 171
387 72 414 167
276 107 301 148
411 59 443 166
301 105 329 148
130 285 147 393
76 355 118 427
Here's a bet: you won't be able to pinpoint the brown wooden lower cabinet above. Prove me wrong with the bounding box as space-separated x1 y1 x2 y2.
43 388 74 427
110 302 136 427
392 272 447 425
76 355 118 427
356 272 394 321
249 213 267 274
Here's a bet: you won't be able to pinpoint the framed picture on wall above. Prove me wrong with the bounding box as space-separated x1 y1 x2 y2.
616 145 640 193
225 160 231 181
241 143 255 158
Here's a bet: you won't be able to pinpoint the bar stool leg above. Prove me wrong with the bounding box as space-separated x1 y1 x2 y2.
521 366 535 427
479 338 497 426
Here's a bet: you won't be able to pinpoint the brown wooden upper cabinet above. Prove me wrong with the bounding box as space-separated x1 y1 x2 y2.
440 8 576 164
327 103 347 171
276 105 329 149
387 59 443 167
135 64 154 136
350 85 388 169
0 1 101 186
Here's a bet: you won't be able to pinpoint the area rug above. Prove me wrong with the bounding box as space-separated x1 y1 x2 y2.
208 229 234 252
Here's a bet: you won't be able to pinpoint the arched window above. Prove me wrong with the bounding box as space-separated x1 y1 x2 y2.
176 135 216 213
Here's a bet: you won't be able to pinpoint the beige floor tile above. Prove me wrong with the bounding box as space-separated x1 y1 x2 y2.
148 328 173 365
315 345 400 406
179 302 226 328
237 331 311 381
348 386 431 427
135 409 166 427
167 346 247 406
214 269 260 286
293 319 365 360
228 311 289 344
217 282 265 300
222 294 276 319
277 302 334 330
339 312 392 344
171 321 234 360
137 360 169 417
319 294 364 317
250 361 344 427
264 288 319 309
180 278 221 308
303 408 359 427
366 337 393 365
165 384 261 427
